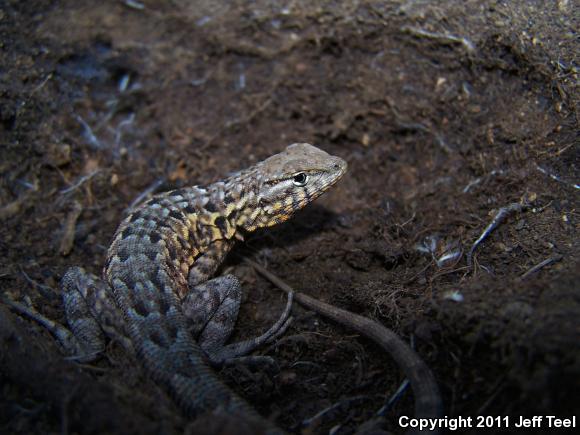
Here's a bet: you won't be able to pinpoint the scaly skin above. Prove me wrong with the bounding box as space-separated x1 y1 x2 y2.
4 143 345 433
104 143 345 427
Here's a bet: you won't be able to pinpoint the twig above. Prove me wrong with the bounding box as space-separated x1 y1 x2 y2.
214 36 301 60
463 170 505 193
61 384 80 435
126 178 165 213
244 258 444 431
30 73 53 95
114 113 135 146
73 363 109 373
467 202 525 268
376 378 410 416
385 98 453 153
398 212 416 228
20 268 57 299
59 201 83 256
0 194 29 219
203 98 273 150
224 98 273 130
302 395 369 427
60 170 100 195
402 26 475 53
118 73 131 92
74 115 102 149
476 374 507 414
463 177 483 193
290 361 321 370
536 164 580 190
434 133 453 153
520 255 563 280
436 248 462 268
121 0 145 10
2 297 72 346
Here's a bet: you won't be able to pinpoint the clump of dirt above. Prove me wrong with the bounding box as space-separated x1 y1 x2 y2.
1 1 578 434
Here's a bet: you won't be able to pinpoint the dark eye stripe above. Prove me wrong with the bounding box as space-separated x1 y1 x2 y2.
265 170 323 185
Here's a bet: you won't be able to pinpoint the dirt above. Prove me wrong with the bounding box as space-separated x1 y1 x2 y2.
1 1 578 434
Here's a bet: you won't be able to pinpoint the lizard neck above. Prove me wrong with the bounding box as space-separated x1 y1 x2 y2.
200 143 347 236
201 175 261 238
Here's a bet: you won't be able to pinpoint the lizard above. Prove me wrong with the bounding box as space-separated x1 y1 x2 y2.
5 143 347 433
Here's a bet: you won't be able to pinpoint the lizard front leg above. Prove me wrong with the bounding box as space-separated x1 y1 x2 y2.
187 239 235 288
5 267 130 362
62 267 130 352
182 240 293 365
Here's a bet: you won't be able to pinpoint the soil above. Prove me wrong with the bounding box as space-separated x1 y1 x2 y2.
1 1 578 434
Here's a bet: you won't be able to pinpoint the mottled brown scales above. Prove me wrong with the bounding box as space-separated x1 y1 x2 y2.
6 144 347 434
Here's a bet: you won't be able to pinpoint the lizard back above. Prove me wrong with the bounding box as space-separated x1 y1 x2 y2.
103 143 347 426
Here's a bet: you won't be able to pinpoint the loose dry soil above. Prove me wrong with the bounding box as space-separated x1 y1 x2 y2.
1 1 578 434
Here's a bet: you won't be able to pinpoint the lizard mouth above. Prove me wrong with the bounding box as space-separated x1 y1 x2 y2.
319 156 348 192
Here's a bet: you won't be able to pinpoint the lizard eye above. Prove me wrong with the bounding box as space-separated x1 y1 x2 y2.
292 172 308 187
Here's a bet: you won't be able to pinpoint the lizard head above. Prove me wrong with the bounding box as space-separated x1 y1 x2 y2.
237 143 347 230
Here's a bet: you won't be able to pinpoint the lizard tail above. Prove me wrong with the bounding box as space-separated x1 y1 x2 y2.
110 276 285 434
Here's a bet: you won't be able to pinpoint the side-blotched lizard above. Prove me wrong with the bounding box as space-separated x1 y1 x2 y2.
7 143 346 433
